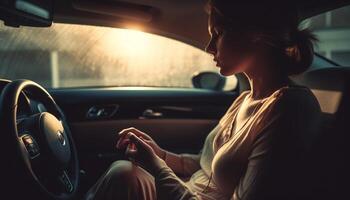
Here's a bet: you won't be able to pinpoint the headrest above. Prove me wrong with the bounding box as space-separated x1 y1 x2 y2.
291 67 349 114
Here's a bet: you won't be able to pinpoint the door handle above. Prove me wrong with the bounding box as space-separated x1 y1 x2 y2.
142 109 163 118
86 105 119 119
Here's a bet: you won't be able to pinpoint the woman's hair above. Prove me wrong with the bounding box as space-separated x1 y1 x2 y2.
206 0 318 76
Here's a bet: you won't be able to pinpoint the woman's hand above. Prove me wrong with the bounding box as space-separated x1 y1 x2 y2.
116 127 166 159
124 132 167 175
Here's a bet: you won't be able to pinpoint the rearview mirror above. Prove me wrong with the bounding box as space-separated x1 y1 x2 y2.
0 0 53 27
192 72 226 91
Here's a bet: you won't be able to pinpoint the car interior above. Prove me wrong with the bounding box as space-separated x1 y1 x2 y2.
0 0 349 199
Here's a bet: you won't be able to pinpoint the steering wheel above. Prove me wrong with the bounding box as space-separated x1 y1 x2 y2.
0 80 79 199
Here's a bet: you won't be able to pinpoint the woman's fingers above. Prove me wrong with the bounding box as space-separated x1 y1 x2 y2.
118 127 142 137
126 133 152 157
139 136 153 145
125 133 165 175
129 133 152 152
116 127 152 149
118 127 151 139
116 128 138 149
116 137 130 149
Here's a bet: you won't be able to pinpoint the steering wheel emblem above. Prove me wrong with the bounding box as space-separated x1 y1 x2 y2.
57 131 66 146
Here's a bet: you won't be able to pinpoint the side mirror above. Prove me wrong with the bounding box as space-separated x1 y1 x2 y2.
192 72 226 91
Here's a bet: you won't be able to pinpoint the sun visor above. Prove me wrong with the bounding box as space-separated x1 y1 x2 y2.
0 0 53 27
72 0 159 23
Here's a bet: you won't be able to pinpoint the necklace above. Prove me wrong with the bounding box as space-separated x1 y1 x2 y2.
202 93 262 193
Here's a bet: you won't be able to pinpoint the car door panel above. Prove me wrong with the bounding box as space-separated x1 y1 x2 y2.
49 87 238 185
71 119 218 155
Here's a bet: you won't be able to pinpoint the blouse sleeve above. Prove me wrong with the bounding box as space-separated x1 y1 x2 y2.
164 151 202 177
154 165 200 200
231 88 321 200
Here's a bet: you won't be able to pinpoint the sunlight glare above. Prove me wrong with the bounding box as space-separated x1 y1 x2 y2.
103 28 155 59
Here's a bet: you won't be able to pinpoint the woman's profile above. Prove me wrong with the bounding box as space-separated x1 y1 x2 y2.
86 1 321 199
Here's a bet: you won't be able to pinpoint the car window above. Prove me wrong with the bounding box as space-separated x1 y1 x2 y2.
303 5 350 66
0 23 237 91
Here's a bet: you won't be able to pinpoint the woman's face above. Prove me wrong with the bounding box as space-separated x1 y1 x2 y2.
205 14 258 76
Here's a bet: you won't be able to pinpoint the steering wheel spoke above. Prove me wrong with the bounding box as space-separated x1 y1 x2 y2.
16 116 33 135
57 170 74 194
20 134 41 159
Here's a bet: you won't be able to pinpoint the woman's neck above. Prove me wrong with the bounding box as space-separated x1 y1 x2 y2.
244 69 289 100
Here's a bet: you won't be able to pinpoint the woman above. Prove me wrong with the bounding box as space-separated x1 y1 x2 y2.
86 1 321 199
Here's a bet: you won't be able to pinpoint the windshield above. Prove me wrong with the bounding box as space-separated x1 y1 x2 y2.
0 22 237 90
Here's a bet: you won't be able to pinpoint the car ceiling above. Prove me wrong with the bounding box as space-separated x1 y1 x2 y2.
53 0 350 49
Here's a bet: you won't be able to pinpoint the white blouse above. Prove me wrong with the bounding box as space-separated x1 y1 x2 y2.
156 86 321 200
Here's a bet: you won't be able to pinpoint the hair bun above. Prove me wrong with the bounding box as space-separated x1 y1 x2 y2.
285 28 318 75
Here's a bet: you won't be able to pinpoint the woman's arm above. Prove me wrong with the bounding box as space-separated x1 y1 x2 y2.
164 150 202 177
154 165 200 200
117 127 202 177
126 133 201 200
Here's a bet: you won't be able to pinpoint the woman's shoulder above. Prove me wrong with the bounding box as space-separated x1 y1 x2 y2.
268 85 321 116
275 85 318 105
253 85 322 138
